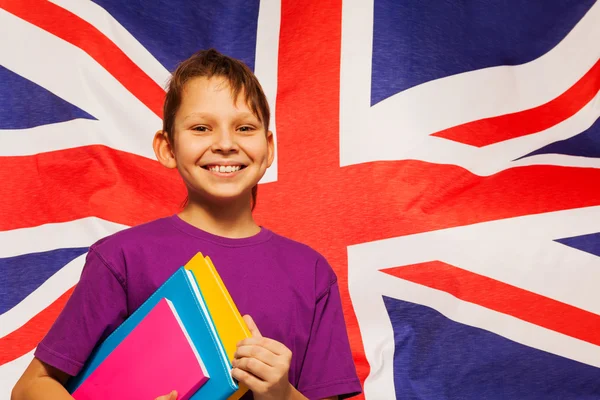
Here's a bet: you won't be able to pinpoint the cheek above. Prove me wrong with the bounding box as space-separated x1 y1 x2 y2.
174 137 210 161
243 138 270 161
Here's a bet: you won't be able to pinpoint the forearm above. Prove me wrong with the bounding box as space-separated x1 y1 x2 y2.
287 383 338 400
12 377 73 400
288 384 309 400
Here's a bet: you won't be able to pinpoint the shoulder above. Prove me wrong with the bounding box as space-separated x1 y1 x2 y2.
85 216 177 277
92 216 174 251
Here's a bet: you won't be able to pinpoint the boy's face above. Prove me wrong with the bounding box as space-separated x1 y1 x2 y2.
170 76 274 207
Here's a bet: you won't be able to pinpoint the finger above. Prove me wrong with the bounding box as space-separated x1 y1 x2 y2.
232 366 268 393
232 356 273 381
243 315 262 338
234 344 278 367
154 390 177 400
237 337 290 357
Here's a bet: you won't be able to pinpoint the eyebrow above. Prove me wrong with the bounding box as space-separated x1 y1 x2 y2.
182 112 210 122
182 112 261 123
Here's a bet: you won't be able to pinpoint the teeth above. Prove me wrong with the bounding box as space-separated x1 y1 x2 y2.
208 165 242 173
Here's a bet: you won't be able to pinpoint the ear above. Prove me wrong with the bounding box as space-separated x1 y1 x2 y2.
153 130 177 169
266 130 275 168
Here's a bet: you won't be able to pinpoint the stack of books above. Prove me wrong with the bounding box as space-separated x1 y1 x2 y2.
66 253 251 400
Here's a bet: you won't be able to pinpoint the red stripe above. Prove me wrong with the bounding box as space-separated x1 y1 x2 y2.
0 287 74 365
276 2 342 175
0 146 185 231
2 148 600 246
267 2 354 327
261 0 374 392
256 162 600 246
382 261 600 346
0 0 165 118
432 58 600 147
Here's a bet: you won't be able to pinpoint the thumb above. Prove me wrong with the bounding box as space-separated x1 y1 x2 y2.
243 314 262 338
155 390 177 400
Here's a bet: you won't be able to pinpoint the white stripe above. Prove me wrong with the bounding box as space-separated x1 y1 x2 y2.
0 350 34 399
0 217 128 258
254 0 281 185
397 92 600 176
349 268 600 400
340 0 374 163
48 0 171 89
350 206 600 316
511 152 600 169
340 0 600 169
0 119 154 158
475 92 600 174
0 254 86 339
0 9 162 159
0 218 127 339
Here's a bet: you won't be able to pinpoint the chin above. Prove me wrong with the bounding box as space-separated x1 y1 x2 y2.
197 190 253 205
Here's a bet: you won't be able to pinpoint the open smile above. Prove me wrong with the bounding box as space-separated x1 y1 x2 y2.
201 164 247 176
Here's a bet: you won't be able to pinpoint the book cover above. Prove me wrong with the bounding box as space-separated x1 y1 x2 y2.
185 253 252 359
67 267 238 400
184 253 252 400
72 298 209 400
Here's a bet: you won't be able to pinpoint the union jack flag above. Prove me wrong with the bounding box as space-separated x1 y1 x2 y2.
1 0 599 399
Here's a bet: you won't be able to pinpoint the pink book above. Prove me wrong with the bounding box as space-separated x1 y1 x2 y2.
72 298 209 400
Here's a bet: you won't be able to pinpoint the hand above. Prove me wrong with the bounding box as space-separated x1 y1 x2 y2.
232 315 293 400
154 390 177 400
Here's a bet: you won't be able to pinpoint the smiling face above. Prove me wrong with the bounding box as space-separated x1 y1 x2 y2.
166 76 274 207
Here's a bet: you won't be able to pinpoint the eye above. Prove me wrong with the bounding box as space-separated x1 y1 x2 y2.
238 125 256 133
192 125 209 132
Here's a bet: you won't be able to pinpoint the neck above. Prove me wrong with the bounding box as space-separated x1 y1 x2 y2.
178 194 260 239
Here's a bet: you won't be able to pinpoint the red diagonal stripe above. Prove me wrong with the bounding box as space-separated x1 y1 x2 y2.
0 0 165 118
432 58 600 147
0 287 74 365
382 261 600 346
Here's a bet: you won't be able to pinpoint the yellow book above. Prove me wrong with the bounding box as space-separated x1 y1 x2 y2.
184 252 251 400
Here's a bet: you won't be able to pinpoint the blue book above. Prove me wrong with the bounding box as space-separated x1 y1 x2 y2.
66 267 238 400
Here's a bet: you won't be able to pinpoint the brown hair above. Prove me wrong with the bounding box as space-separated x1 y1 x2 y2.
163 49 271 211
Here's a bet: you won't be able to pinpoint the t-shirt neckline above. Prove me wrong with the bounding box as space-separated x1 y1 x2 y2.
168 214 272 247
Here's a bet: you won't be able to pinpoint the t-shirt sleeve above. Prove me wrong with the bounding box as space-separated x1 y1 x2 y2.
34 245 128 376
296 256 362 399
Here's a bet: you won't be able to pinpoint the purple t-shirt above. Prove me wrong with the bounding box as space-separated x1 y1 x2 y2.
35 215 361 399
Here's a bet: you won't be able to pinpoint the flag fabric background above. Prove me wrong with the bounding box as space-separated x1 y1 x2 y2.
1 1 600 399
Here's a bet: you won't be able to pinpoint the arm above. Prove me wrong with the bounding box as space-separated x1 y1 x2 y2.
287 385 338 400
11 358 179 400
13 247 129 400
11 358 73 400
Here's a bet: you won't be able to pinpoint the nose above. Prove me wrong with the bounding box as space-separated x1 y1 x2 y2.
211 127 238 153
